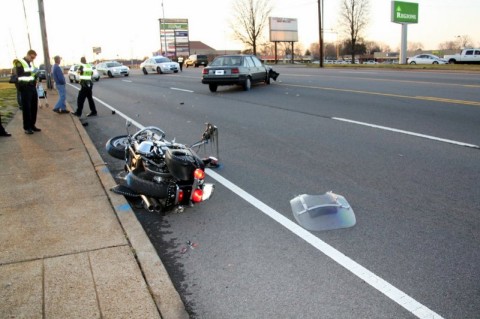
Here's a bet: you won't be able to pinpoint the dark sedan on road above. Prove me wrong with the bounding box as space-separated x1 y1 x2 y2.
201 54 277 92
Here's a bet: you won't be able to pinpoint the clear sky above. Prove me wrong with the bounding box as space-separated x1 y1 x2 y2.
1 0 478 68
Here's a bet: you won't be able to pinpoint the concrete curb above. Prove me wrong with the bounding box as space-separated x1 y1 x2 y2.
68 102 189 319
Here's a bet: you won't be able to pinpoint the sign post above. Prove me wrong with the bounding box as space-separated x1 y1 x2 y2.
391 1 418 64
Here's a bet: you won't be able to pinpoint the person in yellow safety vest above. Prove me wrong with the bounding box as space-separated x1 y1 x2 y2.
71 57 97 117
14 49 41 135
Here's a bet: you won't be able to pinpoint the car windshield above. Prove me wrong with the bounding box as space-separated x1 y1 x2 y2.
106 62 122 67
211 56 242 66
155 58 171 63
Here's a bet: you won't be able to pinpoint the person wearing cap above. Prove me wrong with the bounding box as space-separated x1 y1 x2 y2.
14 49 41 134
51 55 68 113
71 57 97 117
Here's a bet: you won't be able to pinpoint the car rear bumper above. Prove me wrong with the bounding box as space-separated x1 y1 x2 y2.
202 75 246 86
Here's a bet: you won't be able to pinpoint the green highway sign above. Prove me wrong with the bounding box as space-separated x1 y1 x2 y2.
391 1 418 24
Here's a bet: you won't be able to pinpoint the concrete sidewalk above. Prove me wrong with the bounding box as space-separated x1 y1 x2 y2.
0 88 189 319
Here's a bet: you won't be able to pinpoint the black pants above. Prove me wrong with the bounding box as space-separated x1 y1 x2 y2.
19 84 38 130
76 83 97 115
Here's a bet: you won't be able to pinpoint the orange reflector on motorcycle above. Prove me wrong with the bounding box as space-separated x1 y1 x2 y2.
178 189 184 202
192 189 203 203
194 169 205 180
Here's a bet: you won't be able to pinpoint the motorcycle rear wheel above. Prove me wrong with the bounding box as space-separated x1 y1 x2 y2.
126 170 170 199
106 135 129 160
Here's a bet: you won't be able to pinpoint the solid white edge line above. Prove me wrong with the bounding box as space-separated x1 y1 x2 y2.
75 85 444 318
333 117 480 149
206 168 445 319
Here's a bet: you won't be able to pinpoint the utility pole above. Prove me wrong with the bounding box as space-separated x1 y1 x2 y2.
318 0 324 68
38 0 52 89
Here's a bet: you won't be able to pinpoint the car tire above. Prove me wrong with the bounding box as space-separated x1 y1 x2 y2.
409 61 416 64
156 67 163 74
142 68 148 75
265 74 271 85
95 77 99 82
243 77 251 91
209 84 218 92
125 74 129 77
69 77 74 83
107 71 113 78
433 61 438 64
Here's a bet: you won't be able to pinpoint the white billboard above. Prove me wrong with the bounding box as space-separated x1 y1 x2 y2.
269 17 298 42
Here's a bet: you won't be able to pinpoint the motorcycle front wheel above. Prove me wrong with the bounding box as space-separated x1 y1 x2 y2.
106 135 129 160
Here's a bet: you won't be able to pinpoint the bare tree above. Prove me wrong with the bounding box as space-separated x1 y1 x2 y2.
338 0 370 63
438 41 459 50
408 42 424 51
230 0 273 55
456 35 473 49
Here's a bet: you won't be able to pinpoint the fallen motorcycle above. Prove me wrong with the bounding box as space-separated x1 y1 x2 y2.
106 121 218 213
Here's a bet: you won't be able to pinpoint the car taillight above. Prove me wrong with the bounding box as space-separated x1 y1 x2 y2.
194 169 205 180
202 69 208 75
178 189 184 202
192 189 203 203
231 68 239 74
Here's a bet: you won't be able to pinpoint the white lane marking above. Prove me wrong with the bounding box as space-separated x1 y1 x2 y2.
82 93 448 318
333 117 480 149
171 87 194 93
122 79 132 83
205 169 444 319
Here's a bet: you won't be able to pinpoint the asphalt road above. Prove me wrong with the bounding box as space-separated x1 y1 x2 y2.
65 66 480 319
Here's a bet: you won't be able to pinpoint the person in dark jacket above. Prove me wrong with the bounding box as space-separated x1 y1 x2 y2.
0 114 11 137
52 55 68 113
15 49 40 134
71 57 97 117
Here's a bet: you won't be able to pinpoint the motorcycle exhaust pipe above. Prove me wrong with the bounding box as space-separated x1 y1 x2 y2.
140 195 161 212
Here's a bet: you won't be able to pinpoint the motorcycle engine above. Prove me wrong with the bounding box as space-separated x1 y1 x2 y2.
136 141 155 156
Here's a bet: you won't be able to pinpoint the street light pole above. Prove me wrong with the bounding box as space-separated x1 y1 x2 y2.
162 0 167 56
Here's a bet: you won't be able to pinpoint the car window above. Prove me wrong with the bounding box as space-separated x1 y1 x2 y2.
211 58 221 66
465 50 473 56
244 57 254 67
251 56 263 67
475 50 480 55
198 55 207 59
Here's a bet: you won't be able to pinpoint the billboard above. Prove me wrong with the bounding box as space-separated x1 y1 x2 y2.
269 17 298 42
159 18 189 57
391 1 418 24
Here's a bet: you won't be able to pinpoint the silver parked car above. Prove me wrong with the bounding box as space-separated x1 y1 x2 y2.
68 64 100 83
201 54 278 92
140 56 179 74
407 54 447 65
95 61 130 78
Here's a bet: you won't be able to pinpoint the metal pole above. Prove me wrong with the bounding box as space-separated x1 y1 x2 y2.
318 0 324 68
162 0 167 56
400 23 407 64
38 0 52 89
22 0 32 49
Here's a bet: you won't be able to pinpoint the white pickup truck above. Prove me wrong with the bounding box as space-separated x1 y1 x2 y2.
444 49 480 64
